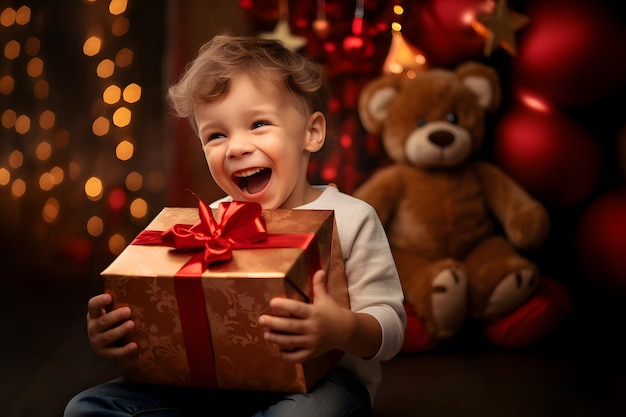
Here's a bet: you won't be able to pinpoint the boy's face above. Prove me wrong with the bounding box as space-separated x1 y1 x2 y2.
193 73 325 209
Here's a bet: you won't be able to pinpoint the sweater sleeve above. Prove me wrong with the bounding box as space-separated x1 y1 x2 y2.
338 199 407 361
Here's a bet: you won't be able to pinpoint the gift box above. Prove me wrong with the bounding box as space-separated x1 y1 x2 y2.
101 200 349 393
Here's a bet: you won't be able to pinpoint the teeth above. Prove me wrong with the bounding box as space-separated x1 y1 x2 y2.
234 168 263 178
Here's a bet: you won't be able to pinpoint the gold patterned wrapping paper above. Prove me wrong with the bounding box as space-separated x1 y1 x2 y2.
101 206 349 393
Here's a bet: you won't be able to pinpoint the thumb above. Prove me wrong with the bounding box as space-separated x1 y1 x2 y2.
311 270 329 303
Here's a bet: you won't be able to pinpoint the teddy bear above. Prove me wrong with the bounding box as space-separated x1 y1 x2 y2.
353 62 573 351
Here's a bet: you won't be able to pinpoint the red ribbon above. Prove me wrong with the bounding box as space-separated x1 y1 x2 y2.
133 200 269 269
131 199 321 387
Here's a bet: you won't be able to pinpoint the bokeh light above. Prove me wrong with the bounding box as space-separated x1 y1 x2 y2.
39 110 55 129
96 59 115 78
11 178 26 198
108 188 127 211
14 114 30 133
103 85 122 104
87 216 104 237
35 141 52 160
115 48 133 67
8 150 23 168
85 176 103 201
42 198 60 223
0 75 14 94
116 140 134 161
26 57 43 77
112 106 131 127
125 171 142 191
83 36 101 56
130 197 148 219
4 39 20 59
123 83 141 103
109 0 128 16
92 116 110 136
108 233 127 255
0 168 10 186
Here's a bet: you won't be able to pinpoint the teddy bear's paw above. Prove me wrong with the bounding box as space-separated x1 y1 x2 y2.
481 268 538 321
432 268 468 339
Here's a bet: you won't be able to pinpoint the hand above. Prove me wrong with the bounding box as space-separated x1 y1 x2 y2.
258 270 354 363
86 293 137 359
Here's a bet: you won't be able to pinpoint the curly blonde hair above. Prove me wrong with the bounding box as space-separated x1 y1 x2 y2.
168 34 330 136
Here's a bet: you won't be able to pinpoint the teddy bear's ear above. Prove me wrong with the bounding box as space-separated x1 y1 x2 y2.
455 61 502 113
358 76 404 134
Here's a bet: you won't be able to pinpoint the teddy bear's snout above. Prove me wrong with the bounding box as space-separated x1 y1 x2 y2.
428 130 455 149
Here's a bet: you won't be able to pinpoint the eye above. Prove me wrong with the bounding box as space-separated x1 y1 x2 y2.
204 132 226 144
417 118 427 127
252 120 271 129
447 113 458 124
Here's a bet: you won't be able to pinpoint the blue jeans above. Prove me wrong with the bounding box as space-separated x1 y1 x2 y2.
64 368 371 417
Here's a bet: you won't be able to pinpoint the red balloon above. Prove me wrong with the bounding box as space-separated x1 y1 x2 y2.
494 106 602 207
514 0 626 107
401 0 487 67
576 189 626 295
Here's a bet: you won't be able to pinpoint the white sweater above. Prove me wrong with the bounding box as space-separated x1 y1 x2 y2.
212 185 406 403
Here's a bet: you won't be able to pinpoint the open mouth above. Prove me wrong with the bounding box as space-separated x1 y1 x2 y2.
233 167 271 194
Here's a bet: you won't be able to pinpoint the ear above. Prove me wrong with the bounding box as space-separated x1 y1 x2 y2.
304 111 326 152
455 61 501 113
358 75 403 134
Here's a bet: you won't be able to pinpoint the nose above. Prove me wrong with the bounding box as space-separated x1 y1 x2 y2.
428 130 454 149
225 132 255 158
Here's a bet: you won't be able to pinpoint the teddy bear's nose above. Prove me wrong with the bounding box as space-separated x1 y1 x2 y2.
428 131 455 148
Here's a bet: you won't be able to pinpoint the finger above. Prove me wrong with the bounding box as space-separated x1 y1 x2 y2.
265 331 309 348
264 298 291 317
91 319 135 349
268 297 310 319
263 330 312 354
269 335 318 363
97 340 138 359
311 270 328 302
88 311 133 349
87 293 113 318
259 314 306 335
279 348 312 363
90 306 132 333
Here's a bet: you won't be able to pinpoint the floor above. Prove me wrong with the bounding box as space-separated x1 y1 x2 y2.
1 247 624 417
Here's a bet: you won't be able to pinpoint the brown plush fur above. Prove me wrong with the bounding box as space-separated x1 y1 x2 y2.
354 62 549 341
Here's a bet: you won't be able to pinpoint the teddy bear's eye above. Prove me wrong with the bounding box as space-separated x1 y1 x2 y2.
417 118 427 127
447 113 458 124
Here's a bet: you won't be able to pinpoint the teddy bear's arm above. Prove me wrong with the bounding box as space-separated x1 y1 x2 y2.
473 161 550 249
353 166 405 226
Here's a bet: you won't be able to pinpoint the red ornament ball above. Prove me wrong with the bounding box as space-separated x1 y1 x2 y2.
494 106 601 207
576 189 626 295
401 0 487 67
514 0 626 107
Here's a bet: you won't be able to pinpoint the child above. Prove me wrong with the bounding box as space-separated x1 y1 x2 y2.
65 34 406 417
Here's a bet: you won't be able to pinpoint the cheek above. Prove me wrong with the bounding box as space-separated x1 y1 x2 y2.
203 148 225 173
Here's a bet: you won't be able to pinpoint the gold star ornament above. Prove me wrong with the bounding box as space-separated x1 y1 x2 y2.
260 18 307 51
473 0 530 56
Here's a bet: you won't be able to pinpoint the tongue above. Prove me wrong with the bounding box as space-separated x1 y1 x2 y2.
245 169 271 194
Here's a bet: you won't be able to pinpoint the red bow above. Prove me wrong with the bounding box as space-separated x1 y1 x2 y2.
134 200 268 269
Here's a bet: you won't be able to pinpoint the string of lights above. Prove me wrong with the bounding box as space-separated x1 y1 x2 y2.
0 0 167 268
